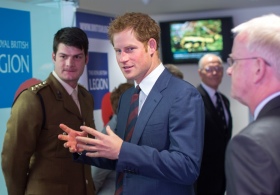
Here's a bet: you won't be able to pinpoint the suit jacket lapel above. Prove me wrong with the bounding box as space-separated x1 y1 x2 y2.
130 69 170 143
117 88 134 139
131 90 162 143
198 84 231 130
197 85 218 117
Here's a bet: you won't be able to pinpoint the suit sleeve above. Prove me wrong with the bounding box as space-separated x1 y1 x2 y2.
91 115 117 191
117 86 205 185
226 134 279 194
1 90 43 195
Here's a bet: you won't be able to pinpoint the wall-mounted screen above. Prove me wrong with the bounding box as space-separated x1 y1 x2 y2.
159 16 233 64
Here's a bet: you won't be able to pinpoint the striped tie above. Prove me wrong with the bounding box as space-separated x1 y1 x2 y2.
124 85 141 141
115 85 141 195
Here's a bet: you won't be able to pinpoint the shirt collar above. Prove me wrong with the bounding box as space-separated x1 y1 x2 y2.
52 70 78 95
201 82 217 99
254 91 280 119
136 63 165 96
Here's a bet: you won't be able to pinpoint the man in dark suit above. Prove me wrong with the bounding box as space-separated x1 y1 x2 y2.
59 12 205 195
225 14 280 194
196 54 232 195
1 27 95 195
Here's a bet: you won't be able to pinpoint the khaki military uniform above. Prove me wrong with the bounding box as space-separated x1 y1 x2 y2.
1 73 96 195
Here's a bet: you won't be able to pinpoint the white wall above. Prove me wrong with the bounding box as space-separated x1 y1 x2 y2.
151 5 280 136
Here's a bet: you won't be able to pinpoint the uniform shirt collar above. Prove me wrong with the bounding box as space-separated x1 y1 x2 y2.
52 70 78 95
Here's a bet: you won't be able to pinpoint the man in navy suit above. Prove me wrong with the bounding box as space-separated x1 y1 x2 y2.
225 14 280 194
58 12 205 195
196 54 232 195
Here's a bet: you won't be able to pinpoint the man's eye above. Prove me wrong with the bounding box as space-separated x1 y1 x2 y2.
125 47 134 53
75 55 82 59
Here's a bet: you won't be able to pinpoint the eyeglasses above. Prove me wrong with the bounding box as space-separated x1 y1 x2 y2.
227 57 271 67
203 66 223 73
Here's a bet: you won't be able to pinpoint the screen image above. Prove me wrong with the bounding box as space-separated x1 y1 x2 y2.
171 19 223 60
160 17 233 64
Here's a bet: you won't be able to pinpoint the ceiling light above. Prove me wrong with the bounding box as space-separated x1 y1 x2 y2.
142 0 151 5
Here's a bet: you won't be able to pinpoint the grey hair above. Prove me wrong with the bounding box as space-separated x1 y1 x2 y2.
198 53 222 69
232 14 280 79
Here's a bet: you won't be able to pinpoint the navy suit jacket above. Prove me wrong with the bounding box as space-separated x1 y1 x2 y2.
76 69 205 195
226 95 280 195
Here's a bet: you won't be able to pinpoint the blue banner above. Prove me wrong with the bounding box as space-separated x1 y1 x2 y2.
0 8 32 108
76 12 114 110
76 12 113 40
87 52 109 110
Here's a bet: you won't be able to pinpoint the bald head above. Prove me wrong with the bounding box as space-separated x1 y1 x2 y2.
198 54 224 90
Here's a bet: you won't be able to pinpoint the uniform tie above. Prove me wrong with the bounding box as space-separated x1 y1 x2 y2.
71 89 81 113
115 85 141 195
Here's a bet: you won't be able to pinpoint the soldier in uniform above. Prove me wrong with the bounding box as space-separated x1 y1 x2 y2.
1 27 96 195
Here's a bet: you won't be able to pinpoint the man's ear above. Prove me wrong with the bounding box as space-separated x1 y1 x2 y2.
147 38 157 54
85 53 89 65
52 53 56 62
198 69 203 78
253 58 267 83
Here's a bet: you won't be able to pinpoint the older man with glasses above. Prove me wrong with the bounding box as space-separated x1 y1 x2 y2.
225 14 280 195
195 53 232 195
